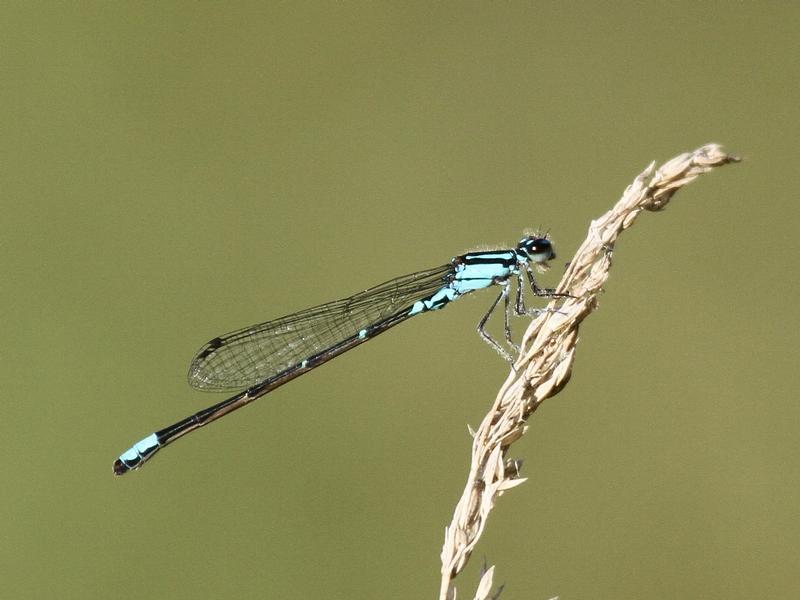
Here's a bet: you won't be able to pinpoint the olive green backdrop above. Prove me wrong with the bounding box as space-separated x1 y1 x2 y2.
2 3 797 599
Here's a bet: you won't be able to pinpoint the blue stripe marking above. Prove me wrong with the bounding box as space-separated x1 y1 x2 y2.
408 287 458 315
408 258 517 314
454 263 514 291
118 433 159 466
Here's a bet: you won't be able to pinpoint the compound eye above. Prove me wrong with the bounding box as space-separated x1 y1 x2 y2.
532 239 550 252
527 238 556 262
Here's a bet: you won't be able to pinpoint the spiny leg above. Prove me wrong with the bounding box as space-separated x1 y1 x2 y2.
526 266 573 299
503 281 520 353
515 272 526 315
515 270 548 317
518 267 573 317
526 266 558 297
477 284 514 362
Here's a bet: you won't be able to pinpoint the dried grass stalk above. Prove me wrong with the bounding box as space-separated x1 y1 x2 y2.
439 144 741 600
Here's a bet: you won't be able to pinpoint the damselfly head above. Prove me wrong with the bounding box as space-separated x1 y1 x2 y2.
517 236 556 266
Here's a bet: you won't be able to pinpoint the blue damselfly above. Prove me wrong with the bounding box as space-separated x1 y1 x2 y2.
113 234 563 475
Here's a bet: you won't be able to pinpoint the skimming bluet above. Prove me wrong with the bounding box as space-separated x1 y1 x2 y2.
113 233 564 475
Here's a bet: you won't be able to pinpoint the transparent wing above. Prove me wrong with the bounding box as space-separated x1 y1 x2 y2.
188 264 454 391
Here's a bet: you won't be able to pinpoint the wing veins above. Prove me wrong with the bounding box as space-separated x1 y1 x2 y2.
188 264 453 391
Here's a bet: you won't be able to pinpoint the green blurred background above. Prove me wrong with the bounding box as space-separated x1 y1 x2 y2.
2 3 798 599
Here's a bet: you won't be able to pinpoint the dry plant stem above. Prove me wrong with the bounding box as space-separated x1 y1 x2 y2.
439 144 740 600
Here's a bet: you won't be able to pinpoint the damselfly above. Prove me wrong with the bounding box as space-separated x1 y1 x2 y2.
113 233 563 475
